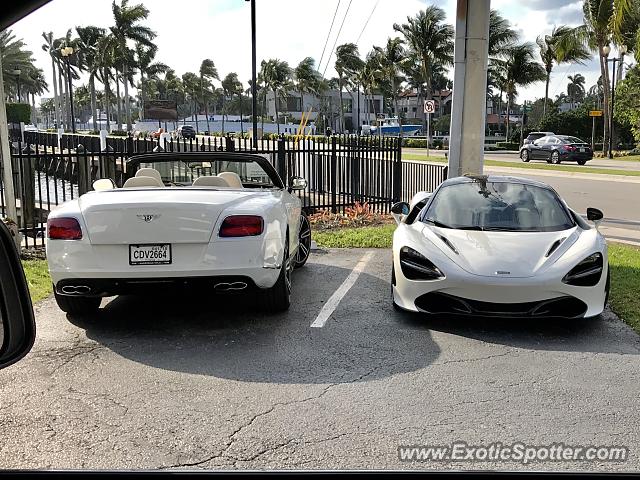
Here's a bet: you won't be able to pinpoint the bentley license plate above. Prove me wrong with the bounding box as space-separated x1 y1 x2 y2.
129 244 172 265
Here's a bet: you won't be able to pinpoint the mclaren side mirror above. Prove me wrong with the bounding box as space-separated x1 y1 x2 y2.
289 176 308 191
587 207 604 227
0 221 36 370
391 201 410 224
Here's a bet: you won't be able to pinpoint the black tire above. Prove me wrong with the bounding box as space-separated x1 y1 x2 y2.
261 238 291 313
577 159 587 165
520 150 530 162
551 151 561 164
54 289 100 315
293 212 311 269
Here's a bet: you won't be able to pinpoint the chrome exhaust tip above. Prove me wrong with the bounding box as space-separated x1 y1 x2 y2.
214 282 248 292
60 285 91 295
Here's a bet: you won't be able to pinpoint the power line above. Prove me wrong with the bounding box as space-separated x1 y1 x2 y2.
356 0 379 45
318 0 341 72
322 0 354 77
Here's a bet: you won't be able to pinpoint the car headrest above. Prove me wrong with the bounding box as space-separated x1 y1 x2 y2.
218 172 243 188
135 168 163 184
92 178 116 191
192 176 230 187
123 176 164 188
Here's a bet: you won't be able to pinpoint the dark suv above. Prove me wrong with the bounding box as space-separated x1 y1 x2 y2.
177 125 196 139
524 131 554 145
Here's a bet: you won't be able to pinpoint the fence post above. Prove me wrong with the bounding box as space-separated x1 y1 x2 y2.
276 137 287 185
19 147 36 233
330 136 337 213
225 135 235 152
77 143 90 195
392 137 402 203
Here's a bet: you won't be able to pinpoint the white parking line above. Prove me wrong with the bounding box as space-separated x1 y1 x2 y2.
310 251 375 328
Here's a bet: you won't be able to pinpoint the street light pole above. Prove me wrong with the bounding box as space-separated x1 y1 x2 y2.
608 57 617 159
246 0 258 147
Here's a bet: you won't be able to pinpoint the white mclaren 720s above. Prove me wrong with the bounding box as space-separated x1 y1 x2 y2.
391 175 609 319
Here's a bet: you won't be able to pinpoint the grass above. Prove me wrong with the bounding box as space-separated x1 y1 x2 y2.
313 224 395 248
22 259 51 303
402 152 640 177
608 243 640 333
314 224 640 333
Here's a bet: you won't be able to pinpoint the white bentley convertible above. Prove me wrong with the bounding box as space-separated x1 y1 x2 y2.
46 152 311 315
391 175 609 319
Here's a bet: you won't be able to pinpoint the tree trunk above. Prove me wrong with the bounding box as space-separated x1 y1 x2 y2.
202 81 211 134
599 45 610 153
123 63 132 132
104 68 111 131
221 98 226 135
274 89 280 135
115 70 122 130
58 66 67 130
505 93 511 142
139 73 145 121
31 93 37 126
90 75 98 132
240 94 244 134
261 93 265 134
543 72 550 118
51 57 60 128
338 79 345 133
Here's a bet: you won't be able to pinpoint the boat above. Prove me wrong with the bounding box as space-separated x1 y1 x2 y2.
361 117 423 136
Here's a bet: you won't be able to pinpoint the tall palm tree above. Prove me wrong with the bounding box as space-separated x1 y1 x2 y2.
373 38 405 134
96 33 118 130
221 72 243 134
294 57 321 119
500 43 546 141
567 73 586 107
41 31 62 128
487 10 519 124
393 6 454 135
537 25 591 118
181 72 200 129
55 30 82 131
23 68 48 125
334 43 363 133
260 59 291 134
135 43 167 121
76 26 106 131
111 0 155 131
199 59 219 134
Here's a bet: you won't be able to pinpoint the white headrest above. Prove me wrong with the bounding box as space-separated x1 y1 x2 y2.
123 176 164 188
136 168 163 184
92 178 116 191
192 176 230 187
218 172 243 188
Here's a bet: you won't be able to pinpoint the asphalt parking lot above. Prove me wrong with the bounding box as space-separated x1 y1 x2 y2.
1 248 640 471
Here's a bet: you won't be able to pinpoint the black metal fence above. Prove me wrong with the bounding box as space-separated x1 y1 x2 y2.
1 132 446 248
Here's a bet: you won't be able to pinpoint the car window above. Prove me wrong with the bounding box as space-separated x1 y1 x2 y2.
422 180 575 232
562 136 585 144
534 136 548 145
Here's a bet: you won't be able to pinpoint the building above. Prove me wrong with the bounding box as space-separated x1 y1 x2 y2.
395 89 453 121
265 89 384 133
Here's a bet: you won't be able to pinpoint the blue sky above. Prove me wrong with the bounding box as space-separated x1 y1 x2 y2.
11 0 631 104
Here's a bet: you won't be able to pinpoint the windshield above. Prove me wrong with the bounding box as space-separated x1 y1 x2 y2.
136 158 277 187
422 181 575 232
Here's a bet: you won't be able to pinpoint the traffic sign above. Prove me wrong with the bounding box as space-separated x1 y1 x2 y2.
424 100 435 114
589 110 603 117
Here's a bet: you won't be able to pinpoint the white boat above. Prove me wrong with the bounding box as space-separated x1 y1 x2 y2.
361 117 423 136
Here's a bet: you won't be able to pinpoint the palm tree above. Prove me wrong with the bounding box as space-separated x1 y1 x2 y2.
181 72 199 129
393 6 454 135
221 72 243 134
41 31 62 128
567 73 586 107
134 44 167 122
537 25 591 118
55 30 82 131
294 57 322 118
199 59 219 134
500 43 546 141
260 59 291 134
76 26 106 131
334 43 363 133
487 10 519 125
96 33 118 130
373 38 405 134
111 0 156 131
23 68 48 125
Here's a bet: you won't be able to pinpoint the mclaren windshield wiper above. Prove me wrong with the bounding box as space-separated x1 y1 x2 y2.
424 218 482 230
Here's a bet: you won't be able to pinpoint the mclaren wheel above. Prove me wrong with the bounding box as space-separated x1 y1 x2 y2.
293 212 311 269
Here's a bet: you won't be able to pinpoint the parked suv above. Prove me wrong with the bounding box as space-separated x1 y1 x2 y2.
177 125 196 139
524 131 554 145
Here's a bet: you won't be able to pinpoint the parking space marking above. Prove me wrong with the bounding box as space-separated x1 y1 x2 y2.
310 251 375 328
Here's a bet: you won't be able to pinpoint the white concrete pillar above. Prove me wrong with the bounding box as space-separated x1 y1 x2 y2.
447 0 491 178
99 129 108 151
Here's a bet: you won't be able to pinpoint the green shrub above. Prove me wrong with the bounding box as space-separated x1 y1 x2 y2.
110 130 128 137
6 103 31 123
496 141 520 150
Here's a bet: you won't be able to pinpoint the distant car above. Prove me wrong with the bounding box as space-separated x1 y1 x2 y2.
23 124 38 132
523 131 554 145
177 125 196 139
520 135 593 165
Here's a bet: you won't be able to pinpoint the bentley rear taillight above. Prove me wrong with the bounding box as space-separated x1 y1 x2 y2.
48 217 83 240
219 215 264 237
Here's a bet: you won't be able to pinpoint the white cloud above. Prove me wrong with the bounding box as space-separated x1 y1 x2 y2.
10 0 605 105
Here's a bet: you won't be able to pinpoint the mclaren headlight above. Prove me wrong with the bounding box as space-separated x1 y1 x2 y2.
562 252 603 286
400 246 445 280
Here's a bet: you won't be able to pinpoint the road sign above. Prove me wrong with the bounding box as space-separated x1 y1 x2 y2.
589 110 603 117
424 100 435 114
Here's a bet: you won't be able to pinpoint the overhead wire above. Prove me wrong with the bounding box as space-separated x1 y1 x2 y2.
318 0 341 72
322 0 354 77
355 0 379 45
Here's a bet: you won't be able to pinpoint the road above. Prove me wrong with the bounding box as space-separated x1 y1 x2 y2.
1 249 639 471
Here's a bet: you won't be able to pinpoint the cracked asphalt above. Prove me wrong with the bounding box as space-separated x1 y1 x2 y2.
1 248 640 471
